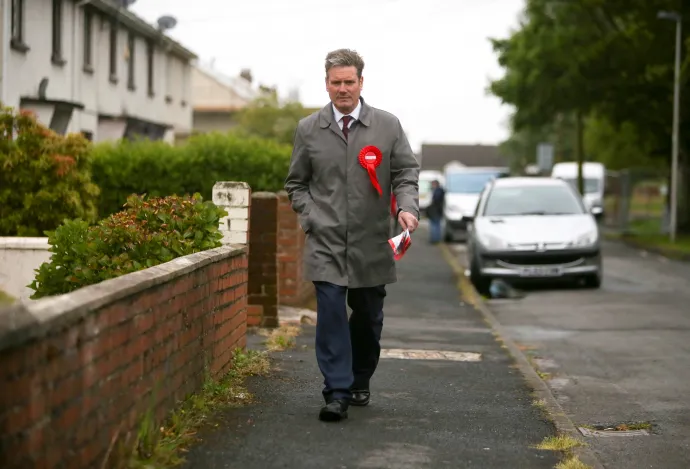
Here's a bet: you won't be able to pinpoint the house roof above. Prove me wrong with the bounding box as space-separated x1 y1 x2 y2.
420 144 508 171
91 1 197 60
193 62 258 103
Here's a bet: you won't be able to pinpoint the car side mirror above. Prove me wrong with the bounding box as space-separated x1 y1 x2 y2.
464 215 475 223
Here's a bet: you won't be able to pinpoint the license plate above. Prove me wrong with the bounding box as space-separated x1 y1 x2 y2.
519 266 563 277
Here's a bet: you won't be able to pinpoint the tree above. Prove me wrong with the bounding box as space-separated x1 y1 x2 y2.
234 93 314 146
488 0 623 192
584 114 659 170
489 0 690 230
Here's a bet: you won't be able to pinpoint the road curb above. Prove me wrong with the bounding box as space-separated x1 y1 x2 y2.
438 244 605 469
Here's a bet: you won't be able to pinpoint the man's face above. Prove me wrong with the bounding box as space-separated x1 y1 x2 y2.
326 66 363 114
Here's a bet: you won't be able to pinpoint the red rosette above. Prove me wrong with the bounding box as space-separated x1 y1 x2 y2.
358 145 383 197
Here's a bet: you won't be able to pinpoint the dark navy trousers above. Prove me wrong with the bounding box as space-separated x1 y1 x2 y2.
313 281 386 402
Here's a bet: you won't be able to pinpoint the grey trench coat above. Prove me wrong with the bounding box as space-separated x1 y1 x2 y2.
284 98 419 288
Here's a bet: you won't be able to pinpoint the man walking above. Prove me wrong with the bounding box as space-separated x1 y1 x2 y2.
285 49 420 422
426 179 445 244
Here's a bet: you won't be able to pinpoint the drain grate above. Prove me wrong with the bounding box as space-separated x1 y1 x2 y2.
578 423 652 437
380 349 481 361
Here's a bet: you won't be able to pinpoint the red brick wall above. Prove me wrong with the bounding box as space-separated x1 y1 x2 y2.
247 193 279 327
277 191 313 306
0 247 248 469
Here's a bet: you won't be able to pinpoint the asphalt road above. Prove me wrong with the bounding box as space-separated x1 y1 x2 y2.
451 239 690 469
183 229 559 469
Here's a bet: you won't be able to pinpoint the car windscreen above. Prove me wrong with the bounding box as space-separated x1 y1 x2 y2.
559 177 600 194
445 172 502 194
483 184 585 216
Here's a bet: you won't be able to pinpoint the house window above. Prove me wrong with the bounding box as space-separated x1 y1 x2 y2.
109 20 118 83
146 40 155 97
10 0 28 52
127 33 136 90
83 9 93 72
51 0 65 65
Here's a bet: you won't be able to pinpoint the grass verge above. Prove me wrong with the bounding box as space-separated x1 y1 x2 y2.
124 348 270 469
609 231 690 258
606 218 690 259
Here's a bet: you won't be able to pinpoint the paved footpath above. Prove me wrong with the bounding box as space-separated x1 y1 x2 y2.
183 227 558 469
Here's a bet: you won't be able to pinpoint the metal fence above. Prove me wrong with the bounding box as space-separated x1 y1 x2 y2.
602 168 670 235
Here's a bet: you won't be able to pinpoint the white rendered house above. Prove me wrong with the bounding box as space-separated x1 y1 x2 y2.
0 0 196 142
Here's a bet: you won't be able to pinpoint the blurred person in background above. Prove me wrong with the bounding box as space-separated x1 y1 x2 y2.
426 180 445 244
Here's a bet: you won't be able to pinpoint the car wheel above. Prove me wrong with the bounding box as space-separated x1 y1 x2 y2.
444 229 452 243
469 256 491 296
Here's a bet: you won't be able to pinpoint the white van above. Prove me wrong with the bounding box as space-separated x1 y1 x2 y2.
419 170 445 213
550 162 605 218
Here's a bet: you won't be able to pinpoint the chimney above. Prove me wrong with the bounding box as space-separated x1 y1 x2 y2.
240 68 253 83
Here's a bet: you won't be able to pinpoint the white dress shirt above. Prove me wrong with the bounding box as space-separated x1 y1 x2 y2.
332 100 362 130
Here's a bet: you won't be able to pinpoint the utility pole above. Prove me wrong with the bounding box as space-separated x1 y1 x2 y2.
658 10 682 243
575 111 584 195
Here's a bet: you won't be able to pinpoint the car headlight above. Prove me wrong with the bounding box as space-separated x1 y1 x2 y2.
570 231 598 247
477 231 508 250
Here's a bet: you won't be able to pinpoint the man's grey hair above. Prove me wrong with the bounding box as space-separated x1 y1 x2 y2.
325 49 365 78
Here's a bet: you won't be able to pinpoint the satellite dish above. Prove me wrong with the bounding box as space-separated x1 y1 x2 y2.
157 15 177 32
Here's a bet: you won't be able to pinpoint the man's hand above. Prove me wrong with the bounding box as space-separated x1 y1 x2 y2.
398 211 419 233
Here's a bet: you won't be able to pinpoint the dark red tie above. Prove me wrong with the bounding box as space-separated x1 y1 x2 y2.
342 115 352 140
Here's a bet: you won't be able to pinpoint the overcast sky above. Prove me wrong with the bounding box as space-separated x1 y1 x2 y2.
131 0 524 152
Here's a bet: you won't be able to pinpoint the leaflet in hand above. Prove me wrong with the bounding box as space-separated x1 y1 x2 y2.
388 229 412 260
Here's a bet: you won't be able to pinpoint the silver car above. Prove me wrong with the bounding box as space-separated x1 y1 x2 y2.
465 177 602 295
442 166 509 242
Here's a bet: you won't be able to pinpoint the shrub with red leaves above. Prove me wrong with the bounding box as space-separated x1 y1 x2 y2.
0 104 99 236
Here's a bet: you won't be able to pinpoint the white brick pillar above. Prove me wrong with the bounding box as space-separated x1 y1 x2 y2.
212 182 251 245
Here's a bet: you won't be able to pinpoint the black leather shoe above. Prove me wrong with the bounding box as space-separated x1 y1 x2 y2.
350 389 370 407
319 399 349 422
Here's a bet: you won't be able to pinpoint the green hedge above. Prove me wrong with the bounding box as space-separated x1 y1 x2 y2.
0 105 100 236
91 131 292 217
29 193 226 298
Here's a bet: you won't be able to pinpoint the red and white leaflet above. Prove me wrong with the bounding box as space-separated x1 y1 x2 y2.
388 229 412 260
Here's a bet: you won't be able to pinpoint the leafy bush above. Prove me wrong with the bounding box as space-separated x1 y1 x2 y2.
91 131 291 217
0 105 100 236
29 193 227 299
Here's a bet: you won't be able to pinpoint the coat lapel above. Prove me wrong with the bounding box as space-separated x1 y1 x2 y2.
319 104 346 143
358 97 372 128
319 97 372 143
